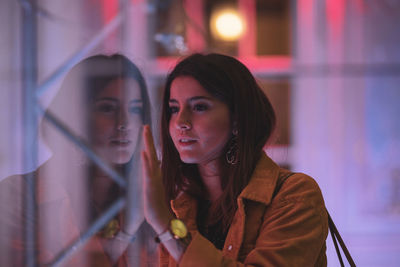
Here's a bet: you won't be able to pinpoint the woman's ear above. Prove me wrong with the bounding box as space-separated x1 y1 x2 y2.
232 121 238 136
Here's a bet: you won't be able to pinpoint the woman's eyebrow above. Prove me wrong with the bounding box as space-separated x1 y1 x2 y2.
188 96 212 102
95 97 118 102
169 96 212 104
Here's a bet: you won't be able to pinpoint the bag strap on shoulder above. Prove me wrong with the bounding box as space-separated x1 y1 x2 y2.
273 172 356 267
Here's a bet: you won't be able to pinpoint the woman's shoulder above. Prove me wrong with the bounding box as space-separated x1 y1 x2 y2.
0 172 33 195
0 165 70 204
274 169 326 207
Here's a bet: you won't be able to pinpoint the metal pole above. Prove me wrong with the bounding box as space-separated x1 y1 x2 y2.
46 197 126 267
36 14 122 98
21 0 38 266
36 106 127 187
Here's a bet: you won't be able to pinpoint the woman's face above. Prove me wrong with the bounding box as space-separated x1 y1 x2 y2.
168 76 231 165
91 77 143 165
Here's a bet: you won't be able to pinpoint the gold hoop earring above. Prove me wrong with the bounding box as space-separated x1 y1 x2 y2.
226 133 238 165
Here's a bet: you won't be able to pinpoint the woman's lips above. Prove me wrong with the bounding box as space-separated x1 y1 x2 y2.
110 139 131 147
178 138 197 147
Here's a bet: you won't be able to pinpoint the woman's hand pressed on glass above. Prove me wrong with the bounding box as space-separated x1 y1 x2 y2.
141 125 174 234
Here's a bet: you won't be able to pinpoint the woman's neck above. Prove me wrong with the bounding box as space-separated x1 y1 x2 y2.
198 160 223 202
93 164 124 178
91 165 123 210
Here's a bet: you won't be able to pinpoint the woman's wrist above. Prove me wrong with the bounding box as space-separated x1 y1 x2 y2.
115 230 137 243
120 212 144 235
152 213 175 235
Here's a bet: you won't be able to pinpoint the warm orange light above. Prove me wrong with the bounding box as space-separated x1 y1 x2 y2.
211 9 245 41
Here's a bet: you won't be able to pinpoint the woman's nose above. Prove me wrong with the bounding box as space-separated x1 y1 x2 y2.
175 109 191 130
117 109 131 131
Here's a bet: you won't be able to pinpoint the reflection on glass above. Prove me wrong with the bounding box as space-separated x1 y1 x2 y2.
0 54 156 266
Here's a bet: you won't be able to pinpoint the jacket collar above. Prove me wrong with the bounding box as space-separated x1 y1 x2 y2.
171 153 281 223
238 153 280 205
170 191 198 230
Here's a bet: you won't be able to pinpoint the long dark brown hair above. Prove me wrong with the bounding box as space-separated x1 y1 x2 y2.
55 54 152 217
160 53 276 230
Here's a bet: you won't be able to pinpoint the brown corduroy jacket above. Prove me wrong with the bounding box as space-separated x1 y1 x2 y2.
160 154 328 267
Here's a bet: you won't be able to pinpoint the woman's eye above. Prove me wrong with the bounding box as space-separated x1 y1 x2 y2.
96 103 117 113
169 106 179 114
193 103 208 112
129 106 142 115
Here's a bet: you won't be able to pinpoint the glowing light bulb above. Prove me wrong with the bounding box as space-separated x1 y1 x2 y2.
211 9 244 41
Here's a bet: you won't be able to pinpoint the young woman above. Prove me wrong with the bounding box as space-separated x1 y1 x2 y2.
0 54 156 266
141 53 328 266
68 54 155 266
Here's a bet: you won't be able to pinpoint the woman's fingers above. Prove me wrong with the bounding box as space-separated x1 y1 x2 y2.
141 125 172 233
143 125 158 166
141 126 159 180
141 150 151 186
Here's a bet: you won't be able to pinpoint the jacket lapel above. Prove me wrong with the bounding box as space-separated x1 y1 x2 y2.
171 192 198 232
169 154 282 261
222 153 281 260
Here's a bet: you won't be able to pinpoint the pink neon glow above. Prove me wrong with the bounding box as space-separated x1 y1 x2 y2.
326 0 345 39
102 0 117 23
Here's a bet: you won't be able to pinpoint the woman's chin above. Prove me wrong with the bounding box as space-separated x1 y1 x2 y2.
179 155 199 164
107 151 133 165
112 156 132 165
